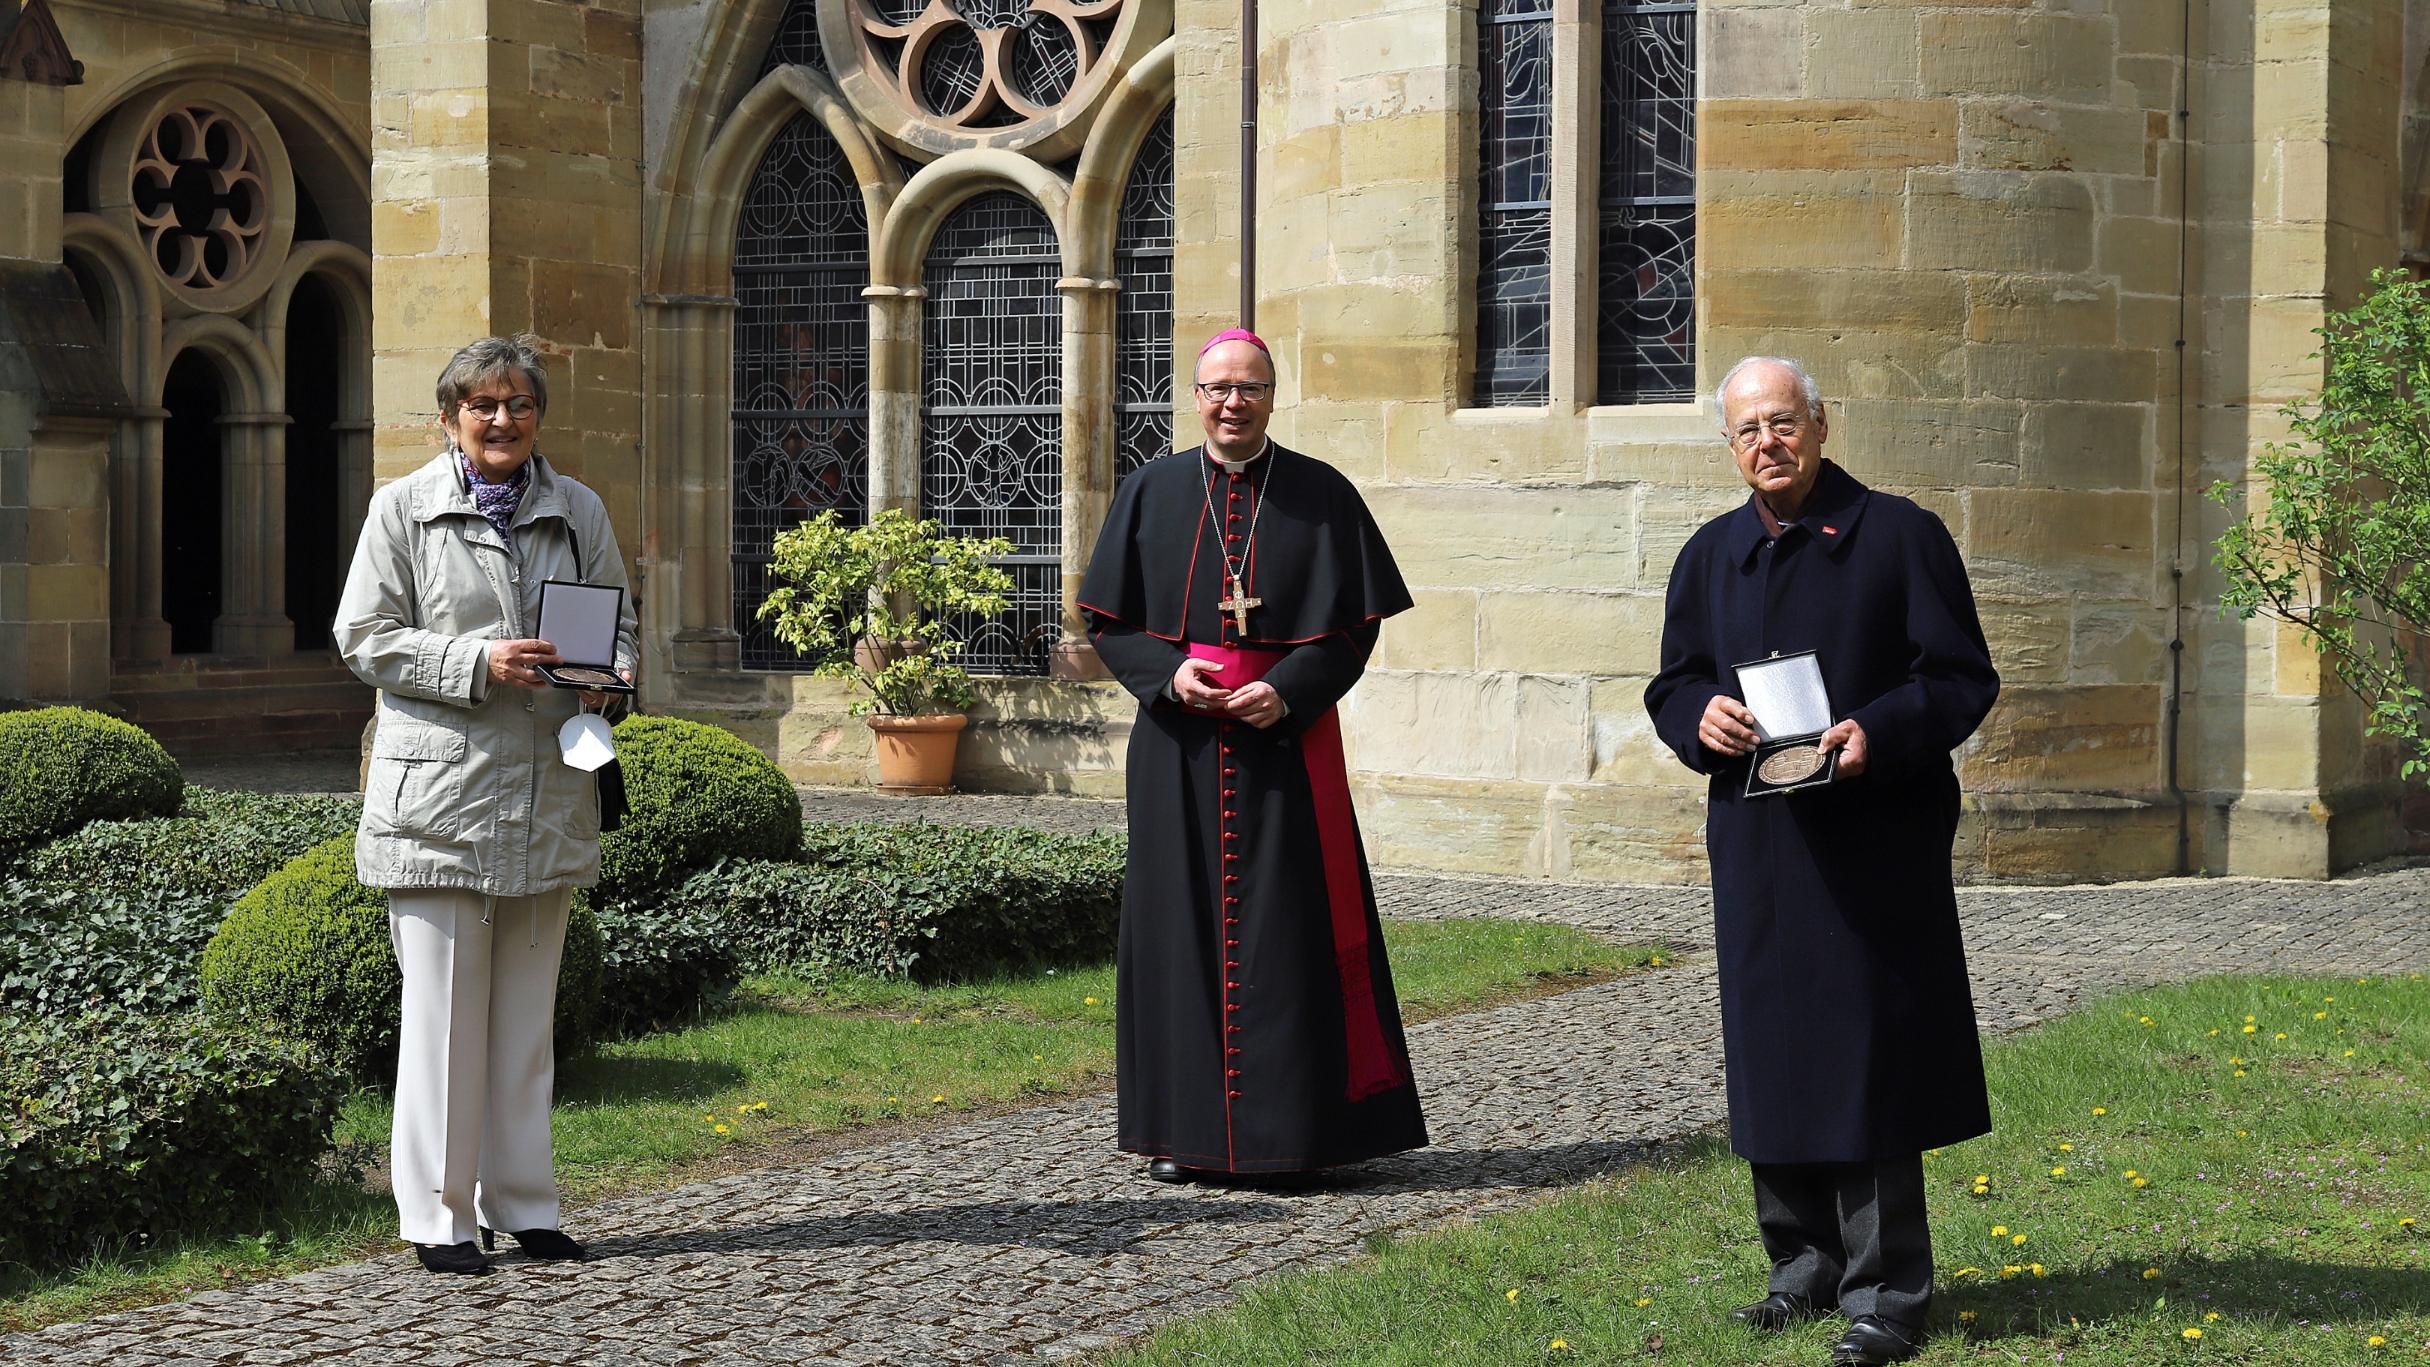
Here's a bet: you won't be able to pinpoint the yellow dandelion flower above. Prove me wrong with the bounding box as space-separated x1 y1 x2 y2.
2400 1217 2417 1228
2183 1327 2203 1340
2207 1028 2220 1036
2030 1263 2046 1277
2143 1267 2162 1280
2232 1056 2245 1065
2051 1166 2067 1176
887 1095 899 1103
2346 1050 2357 1058
2205 1312 2221 1322
713 1123 729 1134
1972 1185 1989 1195
2315 1011 2328 1020
2140 1016 2154 1026
2324 997 2335 1004
1634 1297 1652 1307
2369 1336 2387 1348
2125 1169 2139 1178
1507 1289 1521 1303
2134 1177 2149 1188
1084 996 1100 1006
1650 955 1664 966
702 1113 716 1122
736 1105 749 1115
2242 1025 2257 1034
1991 1225 2008 1236
2092 1106 2108 1116
1954 1267 1982 1278
1550 1340 1570 1352
2236 1128 2249 1137
2012 1234 2028 1246
2245 1014 2257 1023
2275 1032 2288 1041
2000 1266 2021 1278
930 1094 946 1104
2235 1070 2247 1078
1959 1310 1977 1322
1974 1174 1990 1185
2058 1142 2074 1152
751 1101 769 1111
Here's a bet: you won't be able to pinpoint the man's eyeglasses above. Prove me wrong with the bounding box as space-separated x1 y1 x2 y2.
1195 382 1273 403
459 396 539 422
1728 415 1805 449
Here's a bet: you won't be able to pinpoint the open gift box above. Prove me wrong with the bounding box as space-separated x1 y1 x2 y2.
1732 649 1837 798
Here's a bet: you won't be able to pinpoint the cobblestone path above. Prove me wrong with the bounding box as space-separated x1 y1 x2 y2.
14 784 2426 1365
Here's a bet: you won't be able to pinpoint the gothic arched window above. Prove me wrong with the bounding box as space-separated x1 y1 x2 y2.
922 191 1063 676
1115 109 1175 481
1476 0 1554 407
732 112 873 669
1598 0 1695 404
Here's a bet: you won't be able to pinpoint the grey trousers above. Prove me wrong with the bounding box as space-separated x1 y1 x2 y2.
1750 1155 1932 1329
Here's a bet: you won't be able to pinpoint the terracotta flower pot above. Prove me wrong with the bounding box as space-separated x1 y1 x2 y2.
867 712 968 794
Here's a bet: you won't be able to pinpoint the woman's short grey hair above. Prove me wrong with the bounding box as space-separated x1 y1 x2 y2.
1712 355 1823 428
435 335 549 421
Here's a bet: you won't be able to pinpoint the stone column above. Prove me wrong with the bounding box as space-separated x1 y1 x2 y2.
1053 274 1117 679
369 0 646 578
334 417 373 565
211 411 293 656
110 406 171 658
646 292 743 675
864 284 924 516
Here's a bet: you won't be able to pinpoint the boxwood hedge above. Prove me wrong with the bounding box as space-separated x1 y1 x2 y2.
0 706 184 862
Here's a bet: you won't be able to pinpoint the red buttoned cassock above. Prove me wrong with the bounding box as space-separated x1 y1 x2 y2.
1077 442 1428 1174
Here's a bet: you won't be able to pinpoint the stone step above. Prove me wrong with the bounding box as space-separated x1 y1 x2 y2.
109 654 373 760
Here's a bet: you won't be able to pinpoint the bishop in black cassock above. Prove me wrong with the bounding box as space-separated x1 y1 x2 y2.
1645 357 2000 1367
1076 328 1428 1182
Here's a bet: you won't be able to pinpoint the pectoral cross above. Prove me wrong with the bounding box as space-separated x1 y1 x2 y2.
1218 576 1263 635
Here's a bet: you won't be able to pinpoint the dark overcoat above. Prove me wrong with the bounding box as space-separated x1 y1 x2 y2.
1644 460 2000 1165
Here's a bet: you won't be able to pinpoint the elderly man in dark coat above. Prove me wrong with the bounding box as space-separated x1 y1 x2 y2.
1644 355 2000 1367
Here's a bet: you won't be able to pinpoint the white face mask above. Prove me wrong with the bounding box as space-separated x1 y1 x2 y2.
558 713 616 772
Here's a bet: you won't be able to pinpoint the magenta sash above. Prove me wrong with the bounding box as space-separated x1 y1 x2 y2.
1186 642 1403 1101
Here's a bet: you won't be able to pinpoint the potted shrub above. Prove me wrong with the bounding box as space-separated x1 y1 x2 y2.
756 508 1015 793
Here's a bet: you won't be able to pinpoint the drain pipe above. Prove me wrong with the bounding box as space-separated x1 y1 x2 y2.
1239 0 1258 329
2166 0 2194 875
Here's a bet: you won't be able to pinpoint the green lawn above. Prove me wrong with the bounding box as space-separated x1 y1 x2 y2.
0 916 1645 1333
1103 972 2430 1366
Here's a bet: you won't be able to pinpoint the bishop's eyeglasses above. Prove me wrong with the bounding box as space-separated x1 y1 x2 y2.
458 396 540 422
1194 381 1273 403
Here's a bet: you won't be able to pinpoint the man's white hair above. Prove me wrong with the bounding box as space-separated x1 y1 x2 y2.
1712 355 1824 429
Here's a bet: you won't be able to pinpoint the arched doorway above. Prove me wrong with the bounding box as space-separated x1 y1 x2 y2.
160 350 225 655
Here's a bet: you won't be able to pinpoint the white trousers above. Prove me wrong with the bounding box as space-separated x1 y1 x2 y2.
388 886 571 1245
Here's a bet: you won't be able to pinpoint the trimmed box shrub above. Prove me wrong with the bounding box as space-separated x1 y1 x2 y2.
0 1007 348 1258
0 707 184 862
199 835 606 1083
595 715 804 906
672 822 1125 982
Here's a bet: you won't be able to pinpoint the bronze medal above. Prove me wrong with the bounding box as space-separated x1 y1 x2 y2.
1758 747 1825 787
551 664 623 688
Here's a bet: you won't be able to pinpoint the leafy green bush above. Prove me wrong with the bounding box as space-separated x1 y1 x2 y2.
0 881 227 1018
17 789 360 909
585 893 742 1037
0 1007 347 1258
199 835 607 1082
596 715 803 905
671 822 1125 982
0 707 184 861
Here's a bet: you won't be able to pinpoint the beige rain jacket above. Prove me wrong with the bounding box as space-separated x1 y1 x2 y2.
333 449 638 895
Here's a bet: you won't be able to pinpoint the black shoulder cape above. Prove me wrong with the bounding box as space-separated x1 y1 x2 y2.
1077 444 1413 644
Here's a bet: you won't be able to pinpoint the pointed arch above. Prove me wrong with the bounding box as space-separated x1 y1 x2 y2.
1069 37 1175 282
874 152 1077 291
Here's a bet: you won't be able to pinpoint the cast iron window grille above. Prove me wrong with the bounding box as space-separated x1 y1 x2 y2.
760 0 829 76
1115 109 1175 483
922 190 1063 676
1598 0 1695 404
733 112 872 670
1476 0 1554 407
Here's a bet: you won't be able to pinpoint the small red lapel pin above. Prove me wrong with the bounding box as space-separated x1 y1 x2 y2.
1822 525 1839 535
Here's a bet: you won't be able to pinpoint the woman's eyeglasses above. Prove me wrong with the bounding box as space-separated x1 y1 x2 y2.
459 396 539 421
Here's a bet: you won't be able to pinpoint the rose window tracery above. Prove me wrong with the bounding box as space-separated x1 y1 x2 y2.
818 0 1162 160
130 105 270 293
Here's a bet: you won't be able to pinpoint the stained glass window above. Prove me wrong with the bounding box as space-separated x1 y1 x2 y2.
1599 0 1695 404
732 113 872 670
759 0 827 76
922 191 1063 676
1115 110 1176 482
1477 0 1555 406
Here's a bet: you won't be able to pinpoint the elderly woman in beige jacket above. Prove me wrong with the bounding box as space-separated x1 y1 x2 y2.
334 334 637 1276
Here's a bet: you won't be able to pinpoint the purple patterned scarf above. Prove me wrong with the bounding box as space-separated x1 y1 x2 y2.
458 449 530 550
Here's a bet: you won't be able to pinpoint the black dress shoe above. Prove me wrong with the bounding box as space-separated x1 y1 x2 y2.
1146 1158 1191 1184
482 1226 588 1261
413 1241 491 1276
1831 1315 1922 1366
1727 1291 1825 1332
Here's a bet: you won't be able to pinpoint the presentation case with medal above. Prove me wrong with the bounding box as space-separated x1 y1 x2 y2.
1732 649 1837 798
534 580 636 694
